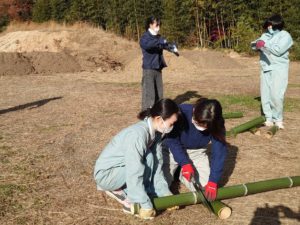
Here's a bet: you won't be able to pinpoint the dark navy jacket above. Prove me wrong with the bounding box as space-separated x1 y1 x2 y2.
163 104 227 183
140 30 167 70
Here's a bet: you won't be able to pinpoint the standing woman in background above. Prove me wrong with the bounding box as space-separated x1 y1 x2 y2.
94 99 179 220
140 16 178 110
252 14 293 129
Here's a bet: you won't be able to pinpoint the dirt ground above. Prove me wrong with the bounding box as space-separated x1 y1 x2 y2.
0 26 300 225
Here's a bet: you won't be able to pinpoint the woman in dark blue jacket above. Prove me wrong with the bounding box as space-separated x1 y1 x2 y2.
163 98 227 201
140 16 178 110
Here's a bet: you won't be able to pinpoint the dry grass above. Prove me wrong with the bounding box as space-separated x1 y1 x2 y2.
3 20 100 33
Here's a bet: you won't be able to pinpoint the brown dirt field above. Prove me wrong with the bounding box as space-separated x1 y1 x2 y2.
0 26 300 225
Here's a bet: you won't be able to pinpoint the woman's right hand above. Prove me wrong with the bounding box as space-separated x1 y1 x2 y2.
181 164 195 182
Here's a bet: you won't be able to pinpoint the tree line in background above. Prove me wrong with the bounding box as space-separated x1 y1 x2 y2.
1 0 300 59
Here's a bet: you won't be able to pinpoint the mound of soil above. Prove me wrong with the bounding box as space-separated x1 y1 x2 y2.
73 51 123 72
0 52 34 75
0 52 80 75
0 51 125 75
181 49 244 70
0 30 71 53
0 29 129 75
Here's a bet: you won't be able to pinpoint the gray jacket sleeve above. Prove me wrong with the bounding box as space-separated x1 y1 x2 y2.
264 31 293 56
125 131 153 209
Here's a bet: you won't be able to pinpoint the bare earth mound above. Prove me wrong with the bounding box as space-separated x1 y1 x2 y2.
181 49 244 70
0 28 136 75
0 52 80 75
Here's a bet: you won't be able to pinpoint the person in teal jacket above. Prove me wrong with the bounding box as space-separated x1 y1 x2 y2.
94 99 179 220
251 14 293 129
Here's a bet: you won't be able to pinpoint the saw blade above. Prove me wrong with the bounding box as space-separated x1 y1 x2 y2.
190 178 213 212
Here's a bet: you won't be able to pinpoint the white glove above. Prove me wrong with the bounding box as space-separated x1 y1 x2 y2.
138 208 156 220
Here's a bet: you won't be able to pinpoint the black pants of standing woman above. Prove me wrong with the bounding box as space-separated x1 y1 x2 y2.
141 69 163 110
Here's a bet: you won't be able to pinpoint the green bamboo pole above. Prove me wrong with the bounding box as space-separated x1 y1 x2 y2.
216 176 300 200
265 125 279 139
226 116 266 137
223 112 243 119
152 176 300 210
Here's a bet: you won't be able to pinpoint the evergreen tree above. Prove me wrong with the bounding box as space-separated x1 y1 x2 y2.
32 0 51 22
0 15 9 32
50 0 71 22
15 0 300 59
162 0 193 44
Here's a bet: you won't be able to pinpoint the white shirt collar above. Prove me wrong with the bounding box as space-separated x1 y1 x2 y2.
148 28 157 36
146 117 156 140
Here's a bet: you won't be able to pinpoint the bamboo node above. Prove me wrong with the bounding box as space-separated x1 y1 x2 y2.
242 184 248 196
287 177 293 187
192 192 198 204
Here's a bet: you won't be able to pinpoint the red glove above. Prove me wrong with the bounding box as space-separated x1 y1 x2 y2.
181 164 194 182
256 40 265 49
205 181 217 201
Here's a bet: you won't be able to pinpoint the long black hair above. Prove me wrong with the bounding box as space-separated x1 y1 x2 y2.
263 14 284 31
138 98 179 120
193 98 226 143
145 16 161 31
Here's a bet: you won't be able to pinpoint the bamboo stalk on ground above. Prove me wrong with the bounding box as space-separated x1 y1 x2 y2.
265 125 279 139
223 112 243 119
152 176 300 216
226 116 266 137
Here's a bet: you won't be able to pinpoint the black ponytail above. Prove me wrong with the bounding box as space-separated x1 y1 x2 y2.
138 98 179 120
138 108 152 120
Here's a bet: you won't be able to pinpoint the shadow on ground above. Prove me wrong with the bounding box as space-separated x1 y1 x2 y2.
219 144 239 187
173 91 202 104
249 203 300 225
0 97 63 115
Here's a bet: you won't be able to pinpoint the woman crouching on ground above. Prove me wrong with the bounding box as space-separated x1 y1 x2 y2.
94 99 179 219
163 98 227 201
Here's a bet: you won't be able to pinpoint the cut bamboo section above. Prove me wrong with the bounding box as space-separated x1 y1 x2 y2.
210 201 232 219
226 116 266 137
223 112 243 119
152 176 300 217
265 125 279 139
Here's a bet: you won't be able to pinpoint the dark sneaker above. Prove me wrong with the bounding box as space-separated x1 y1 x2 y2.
122 204 132 215
105 190 127 205
123 203 141 216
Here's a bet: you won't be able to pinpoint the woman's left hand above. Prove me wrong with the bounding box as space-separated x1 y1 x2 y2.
256 40 265 49
205 181 218 201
